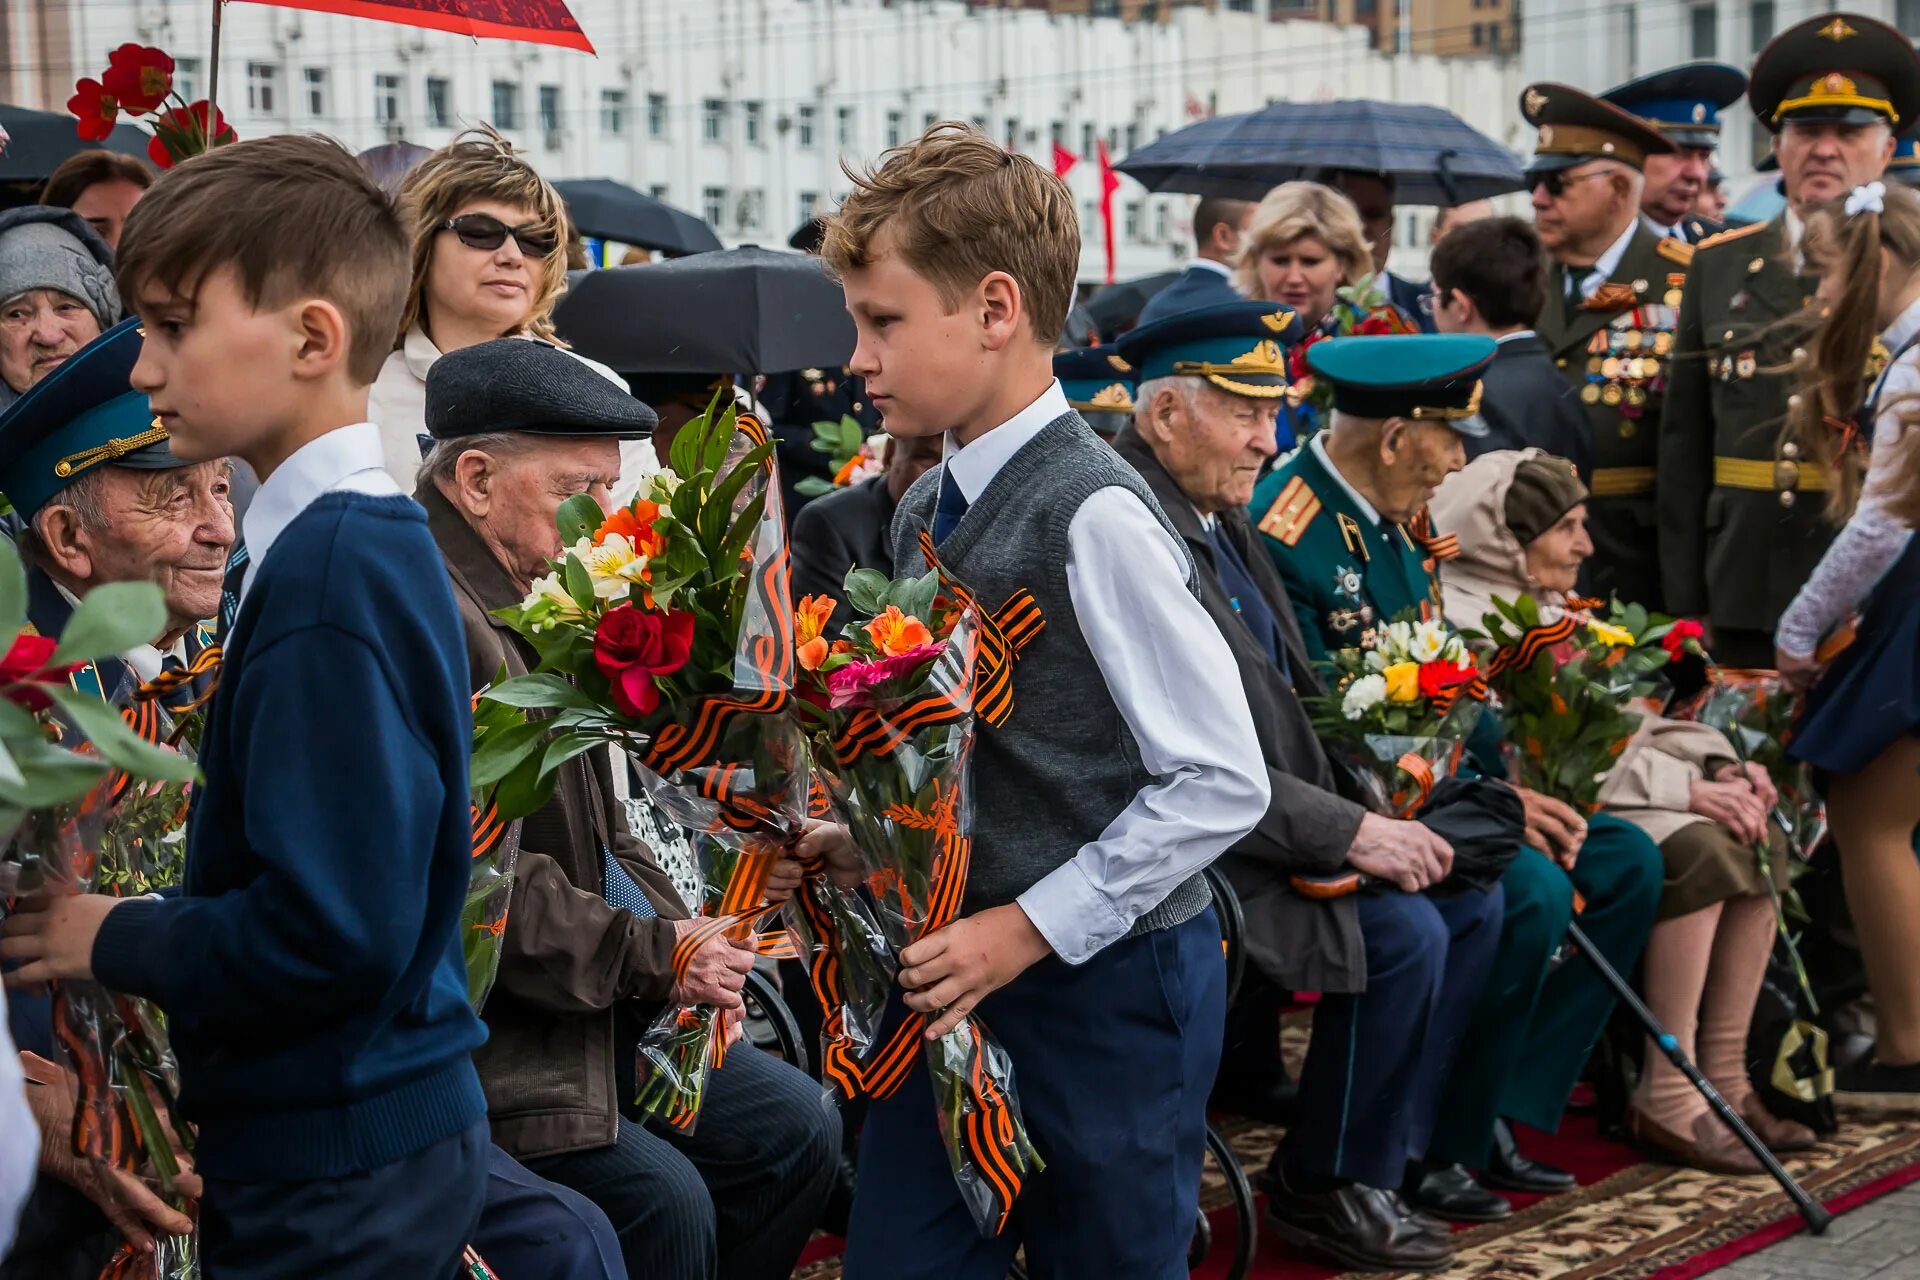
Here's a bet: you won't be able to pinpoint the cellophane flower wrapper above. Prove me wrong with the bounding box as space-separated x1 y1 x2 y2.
1689 675 1826 859
1339 711 1483 818
804 593 1045 1238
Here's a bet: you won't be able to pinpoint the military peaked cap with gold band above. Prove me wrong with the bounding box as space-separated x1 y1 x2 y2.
1304 334 1495 436
1601 62 1749 150
1891 128 1920 187
1053 344 1137 415
1748 13 1920 133
0 317 182 518
1114 301 1303 399
1521 81 1678 176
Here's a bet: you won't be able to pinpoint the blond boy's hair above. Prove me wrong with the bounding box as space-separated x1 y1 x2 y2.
823 122 1079 344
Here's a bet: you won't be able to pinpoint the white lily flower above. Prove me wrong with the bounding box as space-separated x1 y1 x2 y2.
1364 648 1389 672
1409 622 1448 664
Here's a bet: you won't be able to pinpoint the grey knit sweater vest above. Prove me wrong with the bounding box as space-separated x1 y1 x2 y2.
891 410 1212 937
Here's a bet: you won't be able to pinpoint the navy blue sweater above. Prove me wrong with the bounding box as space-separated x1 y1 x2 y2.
92 491 487 1181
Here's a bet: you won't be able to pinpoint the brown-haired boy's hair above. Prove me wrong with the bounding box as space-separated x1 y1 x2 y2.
41 149 153 208
115 135 408 386
1429 215 1549 330
823 122 1079 344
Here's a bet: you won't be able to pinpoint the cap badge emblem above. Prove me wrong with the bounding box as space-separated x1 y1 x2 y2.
1524 88 1549 116
1692 103 1708 123
1818 17 1856 41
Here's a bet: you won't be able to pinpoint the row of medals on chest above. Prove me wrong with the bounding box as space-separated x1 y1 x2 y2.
1582 309 1677 410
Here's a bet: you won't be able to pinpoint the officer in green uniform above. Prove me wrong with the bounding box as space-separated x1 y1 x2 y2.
1249 334 1664 1213
1522 81 1689 611
1658 13 1920 666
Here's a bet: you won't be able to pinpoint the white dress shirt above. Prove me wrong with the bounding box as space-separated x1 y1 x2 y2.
238 422 402 604
1183 257 1235 279
1568 217 1642 301
943 380 1268 964
51 582 186 682
0 990 34 1260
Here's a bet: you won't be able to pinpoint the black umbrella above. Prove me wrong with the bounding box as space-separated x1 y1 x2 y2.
553 178 722 257
554 246 854 374
1079 271 1180 338
0 104 152 184
1117 100 1525 206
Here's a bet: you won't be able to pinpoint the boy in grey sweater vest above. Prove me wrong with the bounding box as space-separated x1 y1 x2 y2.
817 123 1268 1276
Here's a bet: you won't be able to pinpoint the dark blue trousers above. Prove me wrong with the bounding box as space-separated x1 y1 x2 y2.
1285 885 1505 1190
198 1120 487 1280
844 910 1227 1280
472 1144 628 1280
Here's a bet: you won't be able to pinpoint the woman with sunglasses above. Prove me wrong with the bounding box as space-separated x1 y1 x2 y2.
371 126 622 489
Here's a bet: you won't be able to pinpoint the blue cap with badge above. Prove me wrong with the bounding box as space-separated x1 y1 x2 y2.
0 317 181 519
1303 334 1495 435
1054 344 1137 415
1601 63 1748 150
1114 301 1303 399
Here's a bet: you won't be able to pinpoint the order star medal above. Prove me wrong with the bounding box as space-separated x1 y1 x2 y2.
1333 564 1364 599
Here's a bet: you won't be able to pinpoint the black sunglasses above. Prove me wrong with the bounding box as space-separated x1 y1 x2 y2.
1527 169 1608 199
441 213 559 259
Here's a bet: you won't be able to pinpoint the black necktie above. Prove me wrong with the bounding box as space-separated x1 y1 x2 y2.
1208 522 1291 685
932 468 969 545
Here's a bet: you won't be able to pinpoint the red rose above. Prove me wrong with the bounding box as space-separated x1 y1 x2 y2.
67 79 119 143
1661 618 1705 660
1356 315 1394 335
101 44 174 115
1289 331 1324 381
1416 658 1478 700
147 100 236 170
0 632 81 712
592 605 694 718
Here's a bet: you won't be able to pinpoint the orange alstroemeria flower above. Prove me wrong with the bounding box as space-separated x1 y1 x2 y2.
595 500 665 557
795 594 835 671
865 605 933 658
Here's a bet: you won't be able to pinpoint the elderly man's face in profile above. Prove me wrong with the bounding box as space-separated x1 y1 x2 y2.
448 436 623 584
0 289 101 394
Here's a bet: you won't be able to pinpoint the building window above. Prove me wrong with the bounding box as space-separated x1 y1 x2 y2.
797 190 819 228
1081 122 1095 156
373 74 400 126
702 186 727 227
650 184 670 202
837 106 855 147
426 77 451 129
601 89 627 135
1081 200 1096 236
648 93 668 138
1899 0 1920 38
246 62 279 115
1154 205 1168 241
176 57 200 104
744 101 764 146
1471 21 1484 46
1004 117 1019 149
1749 0 1774 54
797 104 817 148
739 188 764 231
1124 123 1139 153
304 67 329 117
1486 20 1501 49
491 81 520 129
886 109 903 148
1689 3 1717 57
923 111 938 133
1125 202 1144 241
1050 120 1065 148
702 98 726 143
539 84 561 137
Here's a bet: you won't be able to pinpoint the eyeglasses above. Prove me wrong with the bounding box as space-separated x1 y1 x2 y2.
1528 169 1611 199
440 213 559 259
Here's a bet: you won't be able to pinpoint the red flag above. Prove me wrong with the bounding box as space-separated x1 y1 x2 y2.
236 0 594 52
1186 93 1211 121
1052 142 1080 180
1097 138 1121 286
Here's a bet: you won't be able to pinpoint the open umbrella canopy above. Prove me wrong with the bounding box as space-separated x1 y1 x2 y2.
554 178 722 257
555 246 854 374
1079 271 1180 337
0 104 151 183
1117 100 1526 206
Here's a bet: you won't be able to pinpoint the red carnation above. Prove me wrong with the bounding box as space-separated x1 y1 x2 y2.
1289 331 1325 381
0 632 81 712
1356 315 1395 335
1416 658 1479 700
592 605 694 719
147 100 236 170
101 44 174 115
1661 618 1705 661
67 79 119 143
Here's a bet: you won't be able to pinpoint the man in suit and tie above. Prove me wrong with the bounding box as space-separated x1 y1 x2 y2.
1601 63 1748 245
789 430 942 631
1329 170 1438 333
1133 197 1254 328
1112 303 1510 1274
1430 215 1594 480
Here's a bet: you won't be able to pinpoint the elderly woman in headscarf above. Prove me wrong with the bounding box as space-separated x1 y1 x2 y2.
1429 449 1811 1174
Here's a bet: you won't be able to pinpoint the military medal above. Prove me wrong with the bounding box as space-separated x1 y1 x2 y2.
1332 565 1364 599
1602 384 1624 406
1582 384 1601 404
1736 350 1757 379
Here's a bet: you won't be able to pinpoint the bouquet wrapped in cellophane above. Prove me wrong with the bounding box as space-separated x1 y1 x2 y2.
469 396 807 1131
465 690 525 1012
1473 596 1703 813
1307 614 1487 817
793 543 1046 1238
1683 673 1824 859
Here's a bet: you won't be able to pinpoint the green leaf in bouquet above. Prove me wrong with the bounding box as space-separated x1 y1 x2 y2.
556 493 607 547
482 673 602 712
700 396 740 477
45 687 197 782
895 571 940 626
495 744 563 819
539 732 607 779
703 438 777 549
0 733 108 808
837 415 866 454
470 716 548 791
715 489 769 581
670 389 720 478
844 568 892 615
50 581 165 666
562 552 597 614
810 418 844 453
795 476 835 498
0 542 25 636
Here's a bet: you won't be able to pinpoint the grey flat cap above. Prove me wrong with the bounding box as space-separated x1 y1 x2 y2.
426 338 657 442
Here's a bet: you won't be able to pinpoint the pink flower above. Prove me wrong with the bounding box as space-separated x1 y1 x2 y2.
823 643 946 708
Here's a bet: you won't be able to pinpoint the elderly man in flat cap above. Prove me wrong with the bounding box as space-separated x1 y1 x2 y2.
417 338 839 1280
0 207 120 409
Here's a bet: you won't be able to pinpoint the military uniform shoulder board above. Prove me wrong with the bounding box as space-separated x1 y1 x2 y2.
1696 222 1766 251
1257 475 1321 548
1657 237 1695 267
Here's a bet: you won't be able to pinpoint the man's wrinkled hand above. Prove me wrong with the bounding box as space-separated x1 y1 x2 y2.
669 920 755 1011
1 893 124 987
898 904 1052 1040
762 858 805 906
1346 812 1453 893
1515 786 1586 869
793 819 863 891
22 1052 195 1248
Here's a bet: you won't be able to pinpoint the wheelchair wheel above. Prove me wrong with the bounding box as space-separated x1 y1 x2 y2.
741 966 810 1079
1205 864 1248 1007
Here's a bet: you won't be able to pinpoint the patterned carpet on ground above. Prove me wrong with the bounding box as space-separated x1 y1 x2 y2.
794 1102 1920 1279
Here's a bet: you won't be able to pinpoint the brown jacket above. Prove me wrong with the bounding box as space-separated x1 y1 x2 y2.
422 482 691 1160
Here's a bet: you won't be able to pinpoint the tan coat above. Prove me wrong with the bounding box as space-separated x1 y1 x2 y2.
1431 450 1737 845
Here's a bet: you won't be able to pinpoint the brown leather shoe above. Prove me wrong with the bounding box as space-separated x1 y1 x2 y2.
1626 1106 1767 1175
1735 1096 1818 1153
1264 1175 1457 1272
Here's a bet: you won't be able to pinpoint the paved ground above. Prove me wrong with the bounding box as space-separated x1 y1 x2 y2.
1702 1182 1920 1279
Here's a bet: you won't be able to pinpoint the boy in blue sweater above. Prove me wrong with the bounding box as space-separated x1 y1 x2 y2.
0 135 490 1276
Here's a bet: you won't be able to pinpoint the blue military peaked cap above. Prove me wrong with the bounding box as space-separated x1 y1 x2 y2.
1114 301 1303 400
0 317 182 518
1602 62 1748 150
1892 125 1920 187
1304 334 1496 436
1054 344 1136 414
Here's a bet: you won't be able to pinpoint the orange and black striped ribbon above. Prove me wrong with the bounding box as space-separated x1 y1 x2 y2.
51 987 140 1173
129 643 222 714
1406 508 1459 562
1485 614 1580 678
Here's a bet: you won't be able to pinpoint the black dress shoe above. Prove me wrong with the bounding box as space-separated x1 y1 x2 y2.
1210 1073 1300 1124
1389 1191 1453 1241
1403 1162 1512 1223
1483 1118 1576 1193
1265 1174 1456 1272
